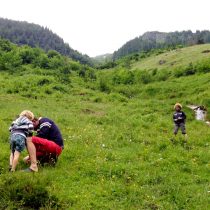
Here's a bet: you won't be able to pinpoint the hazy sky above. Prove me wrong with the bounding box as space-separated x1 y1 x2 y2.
0 0 210 56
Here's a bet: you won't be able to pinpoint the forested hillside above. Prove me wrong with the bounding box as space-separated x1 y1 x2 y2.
113 30 210 60
0 18 93 65
0 37 96 86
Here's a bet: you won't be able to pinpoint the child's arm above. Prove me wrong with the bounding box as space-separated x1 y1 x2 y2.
28 122 34 136
9 122 14 132
183 112 187 120
173 113 178 122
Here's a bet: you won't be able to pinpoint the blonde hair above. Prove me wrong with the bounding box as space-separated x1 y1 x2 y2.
174 103 182 110
20 110 34 121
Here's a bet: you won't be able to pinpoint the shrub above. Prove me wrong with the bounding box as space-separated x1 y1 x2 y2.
99 79 110 93
108 93 128 102
33 54 50 69
173 67 185 78
195 60 210 73
79 68 86 77
60 65 71 75
37 78 51 86
47 50 60 58
85 69 97 81
48 56 63 69
44 87 53 95
70 62 81 71
115 85 139 98
135 70 153 84
52 85 67 93
0 39 14 52
57 74 71 84
93 97 103 103
151 68 158 76
0 175 62 209
112 69 134 85
156 69 171 81
19 47 36 64
0 51 22 71
183 63 196 75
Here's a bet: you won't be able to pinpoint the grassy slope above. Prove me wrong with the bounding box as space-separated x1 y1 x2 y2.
0 47 210 209
132 44 210 70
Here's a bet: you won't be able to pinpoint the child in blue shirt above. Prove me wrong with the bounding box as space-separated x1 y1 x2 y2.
173 103 187 140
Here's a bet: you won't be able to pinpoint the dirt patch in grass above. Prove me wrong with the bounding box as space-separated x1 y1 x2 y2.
202 50 210 53
81 108 105 116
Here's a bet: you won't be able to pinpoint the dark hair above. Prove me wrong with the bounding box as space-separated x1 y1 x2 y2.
200 105 204 110
32 117 39 122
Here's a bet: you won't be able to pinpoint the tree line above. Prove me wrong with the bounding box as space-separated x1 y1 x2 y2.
0 18 93 66
113 30 210 60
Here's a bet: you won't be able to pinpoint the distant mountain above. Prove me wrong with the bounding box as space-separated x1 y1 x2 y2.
113 30 210 60
92 53 112 64
0 17 93 66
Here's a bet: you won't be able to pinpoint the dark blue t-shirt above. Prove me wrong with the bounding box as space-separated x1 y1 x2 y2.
173 111 186 124
36 118 64 148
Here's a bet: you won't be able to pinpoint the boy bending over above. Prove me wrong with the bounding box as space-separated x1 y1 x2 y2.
9 110 34 171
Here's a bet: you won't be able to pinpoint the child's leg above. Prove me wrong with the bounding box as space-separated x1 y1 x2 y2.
174 124 179 136
9 152 14 169
9 140 15 170
23 151 45 164
180 123 186 134
11 150 20 171
180 123 187 142
26 137 38 172
170 124 179 143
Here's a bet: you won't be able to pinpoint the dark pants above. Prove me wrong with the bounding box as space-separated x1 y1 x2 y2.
174 123 186 135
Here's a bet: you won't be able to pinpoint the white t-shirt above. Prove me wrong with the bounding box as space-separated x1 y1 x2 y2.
196 108 205 121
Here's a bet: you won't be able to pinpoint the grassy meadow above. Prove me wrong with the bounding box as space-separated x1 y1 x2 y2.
0 40 210 209
132 44 210 71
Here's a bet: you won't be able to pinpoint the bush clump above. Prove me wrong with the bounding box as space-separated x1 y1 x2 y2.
0 174 63 209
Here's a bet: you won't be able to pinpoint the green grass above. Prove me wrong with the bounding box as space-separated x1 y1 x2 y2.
132 44 210 70
0 72 210 209
0 42 210 209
